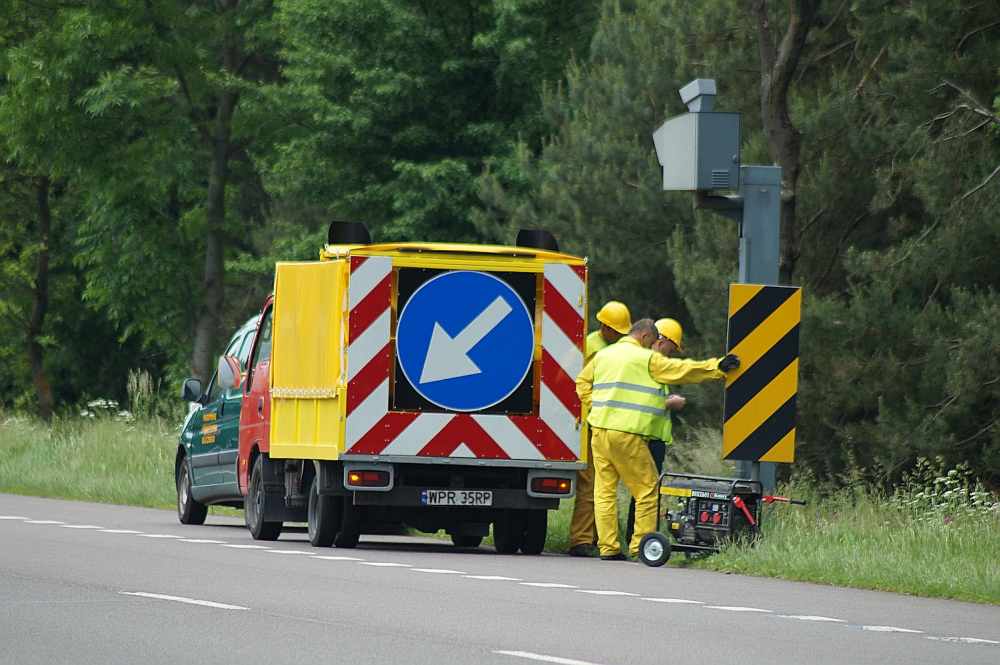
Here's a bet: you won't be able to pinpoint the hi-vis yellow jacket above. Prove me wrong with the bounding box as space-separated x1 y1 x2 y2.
576 337 726 439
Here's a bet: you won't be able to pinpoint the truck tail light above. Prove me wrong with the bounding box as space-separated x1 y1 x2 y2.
346 470 390 488
530 477 572 495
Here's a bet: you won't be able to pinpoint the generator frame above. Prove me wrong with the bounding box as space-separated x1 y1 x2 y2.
655 471 763 556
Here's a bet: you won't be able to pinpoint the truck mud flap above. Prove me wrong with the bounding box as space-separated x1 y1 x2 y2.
352 487 559 511
260 456 307 523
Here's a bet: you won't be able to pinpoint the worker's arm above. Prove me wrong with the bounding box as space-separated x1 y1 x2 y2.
575 359 595 407
648 354 726 385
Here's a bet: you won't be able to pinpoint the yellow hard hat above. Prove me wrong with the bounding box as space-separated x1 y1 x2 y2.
655 318 684 351
596 301 631 335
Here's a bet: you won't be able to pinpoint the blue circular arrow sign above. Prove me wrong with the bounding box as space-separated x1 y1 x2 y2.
396 271 535 412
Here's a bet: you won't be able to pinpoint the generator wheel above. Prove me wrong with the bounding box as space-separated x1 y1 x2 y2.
638 532 671 567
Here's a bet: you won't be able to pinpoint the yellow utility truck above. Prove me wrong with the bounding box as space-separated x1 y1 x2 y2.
232 222 587 553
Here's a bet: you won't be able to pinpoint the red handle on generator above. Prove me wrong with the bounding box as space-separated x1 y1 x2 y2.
763 495 807 505
732 495 761 535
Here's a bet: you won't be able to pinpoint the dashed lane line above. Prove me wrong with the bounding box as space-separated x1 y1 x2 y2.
860 625 923 634
358 562 412 567
576 590 638 596
411 568 466 574
178 539 227 544
464 575 522 581
0 516 30 520
927 637 1000 645
494 649 608 665
139 534 183 539
100 529 143 534
777 615 845 623
60 525 104 529
120 591 249 611
639 598 702 604
311 556 363 561
266 550 311 555
221 544 270 549
520 583 578 589
704 605 772 613
23 520 66 524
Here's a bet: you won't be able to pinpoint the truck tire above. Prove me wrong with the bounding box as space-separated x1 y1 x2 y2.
334 498 361 548
246 456 282 541
176 462 207 525
492 510 524 554
308 475 341 547
451 534 483 548
520 510 547 555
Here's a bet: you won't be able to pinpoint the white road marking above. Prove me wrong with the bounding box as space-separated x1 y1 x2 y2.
221 544 270 549
464 575 521 581
121 591 249 611
60 525 105 529
312 556 363 561
778 615 845 623
140 534 183 539
519 583 578 589
926 637 1000 645
101 529 143 534
358 562 411 567
411 568 465 574
266 550 310 555
0 516 30 520
704 605 772 613
862 625 923 634
640 598 703 604
24 520 66 524
576 590 637 596
178 539 226 544
494 649 608 665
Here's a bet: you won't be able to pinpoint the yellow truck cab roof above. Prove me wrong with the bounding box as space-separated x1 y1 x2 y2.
320 241 586 270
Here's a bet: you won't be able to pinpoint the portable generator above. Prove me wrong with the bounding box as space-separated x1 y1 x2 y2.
638 472 805 567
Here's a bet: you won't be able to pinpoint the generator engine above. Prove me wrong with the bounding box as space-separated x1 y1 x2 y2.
659 474 762 553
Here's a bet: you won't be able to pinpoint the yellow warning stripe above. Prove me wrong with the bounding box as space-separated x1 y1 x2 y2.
728 284 764 318
759 429 796 463
725 289 801 388
722 360 798 457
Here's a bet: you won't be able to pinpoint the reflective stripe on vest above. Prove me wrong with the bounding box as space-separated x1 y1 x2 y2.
588 340 669 438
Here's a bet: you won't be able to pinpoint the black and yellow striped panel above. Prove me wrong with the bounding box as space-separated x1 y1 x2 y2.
722 284 801 463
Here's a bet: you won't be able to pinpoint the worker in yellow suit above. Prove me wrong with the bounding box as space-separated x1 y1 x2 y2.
568 301 631 557
576 318 740 560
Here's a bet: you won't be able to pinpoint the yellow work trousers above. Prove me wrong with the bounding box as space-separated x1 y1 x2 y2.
591 427 659 557
569 424 596 547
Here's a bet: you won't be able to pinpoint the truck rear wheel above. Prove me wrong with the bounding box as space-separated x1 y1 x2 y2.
492 510 524 554
308 475 341 547
177 462 207 525
246 456 282 541
520 510 547 555
334 498 361 548
451 534 483 548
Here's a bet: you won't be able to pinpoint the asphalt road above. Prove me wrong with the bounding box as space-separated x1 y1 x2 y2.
2 493 998 665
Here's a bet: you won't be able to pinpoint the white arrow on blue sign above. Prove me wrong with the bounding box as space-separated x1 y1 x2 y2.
396 271 535 412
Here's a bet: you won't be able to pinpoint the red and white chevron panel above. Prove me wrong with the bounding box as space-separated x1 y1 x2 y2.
344 259 586 461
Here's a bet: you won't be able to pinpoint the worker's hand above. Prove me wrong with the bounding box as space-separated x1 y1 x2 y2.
719 354 740 372
664 395 686 411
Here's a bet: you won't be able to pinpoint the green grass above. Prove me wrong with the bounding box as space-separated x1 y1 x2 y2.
0 413 179 509
683 480 1000 605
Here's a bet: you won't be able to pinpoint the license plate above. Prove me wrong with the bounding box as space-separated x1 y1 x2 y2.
421 489 493 506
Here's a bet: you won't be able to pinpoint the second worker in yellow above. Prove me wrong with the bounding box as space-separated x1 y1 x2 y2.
575 318 740 560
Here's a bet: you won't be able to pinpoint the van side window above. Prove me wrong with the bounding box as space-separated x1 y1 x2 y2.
246 308 273 391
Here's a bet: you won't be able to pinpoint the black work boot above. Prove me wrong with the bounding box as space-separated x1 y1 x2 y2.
568 544 600 558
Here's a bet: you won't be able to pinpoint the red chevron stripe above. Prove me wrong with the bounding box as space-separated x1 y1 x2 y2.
350 256 368 273
543 278 584 350
346 344 390 416
541 348 581 416
417 415 510 458
348 274 391 343
346 412 419 455
508 416 577 460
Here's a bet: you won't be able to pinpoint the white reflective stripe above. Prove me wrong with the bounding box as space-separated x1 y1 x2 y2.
348 256 391 311
345 380 389 447
593 382 664 396
380 413 453 455
543 263 585 319
540 383 580 456
473 415 545 460
346 308 390 381
542 312 582 379
591 400 666 417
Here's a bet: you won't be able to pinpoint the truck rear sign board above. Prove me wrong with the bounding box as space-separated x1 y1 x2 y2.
396 271 535 412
